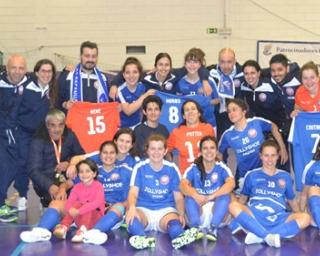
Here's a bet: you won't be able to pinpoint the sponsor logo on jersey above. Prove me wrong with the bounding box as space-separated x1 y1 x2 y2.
211 173 218 183
111 173 120 181
286 87 295 96
248 128 257 138
160 175 170 185
278 179 286 189
258 93 267 102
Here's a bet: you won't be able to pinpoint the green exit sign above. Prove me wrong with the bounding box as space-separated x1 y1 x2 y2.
207 27 218 34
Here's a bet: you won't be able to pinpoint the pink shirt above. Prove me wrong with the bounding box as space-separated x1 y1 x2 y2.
65 180 105 215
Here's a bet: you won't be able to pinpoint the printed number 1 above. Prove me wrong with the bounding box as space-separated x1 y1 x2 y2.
87 116 106 135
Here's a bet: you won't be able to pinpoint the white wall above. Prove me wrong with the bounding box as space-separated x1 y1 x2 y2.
0 0 319 71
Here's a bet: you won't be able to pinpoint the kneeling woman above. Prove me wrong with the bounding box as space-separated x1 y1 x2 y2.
126 134 199 250
180 136 235 240
229 140 310 248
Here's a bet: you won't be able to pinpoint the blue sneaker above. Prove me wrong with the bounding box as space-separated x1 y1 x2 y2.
0 213 18 223
0 204 18 215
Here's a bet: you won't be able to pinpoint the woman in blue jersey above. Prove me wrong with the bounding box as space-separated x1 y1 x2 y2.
21 140 132 243
117 57 155 128
180 136 235 240
15 59 57 210
109 52 213 98
218 98 288 189
125 134 199 250
67 128 139 178
229 140 310 248
301 141 320 231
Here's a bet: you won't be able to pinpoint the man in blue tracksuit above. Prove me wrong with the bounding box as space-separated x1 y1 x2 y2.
0 54 29 222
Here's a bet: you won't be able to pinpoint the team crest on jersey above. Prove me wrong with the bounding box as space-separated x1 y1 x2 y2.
160 175 170 185
234 79 241 88
285 87 294 96
278 179 286 189
94 81 99 89
111 173 120 181
258 93 267 102
248 128 257 138
165 82 173 91
198 87 204 95
211 173 218 183
18 85 24 95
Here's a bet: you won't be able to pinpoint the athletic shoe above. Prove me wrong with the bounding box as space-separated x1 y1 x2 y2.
53 224 68 239
171 227 199 249
206 228 217 242
244 232 263 245
71 225 87 243
264 234 281 248
17 197 27 211
20 227 52 243
129 235 156 249
0 204 18 216
0 213 18 223
83 229 108 245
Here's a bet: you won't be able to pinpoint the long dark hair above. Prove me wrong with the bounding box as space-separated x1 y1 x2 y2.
179 99 206 126
113 128 137 156
34 59 57 108
194 136 219 183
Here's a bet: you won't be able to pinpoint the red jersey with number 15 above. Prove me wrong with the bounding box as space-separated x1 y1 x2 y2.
66 102 120 153
167 123 215 174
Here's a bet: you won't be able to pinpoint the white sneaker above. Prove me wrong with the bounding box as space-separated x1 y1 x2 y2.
71 225 87 243
129 235 156 249
83 229 108 245
17 197 27 211
171 227 199 249
264 234 281 248
20 227 52 243
244 232 263 245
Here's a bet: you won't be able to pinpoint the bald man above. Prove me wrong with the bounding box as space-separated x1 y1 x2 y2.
0 54 30 222
207 48 244 138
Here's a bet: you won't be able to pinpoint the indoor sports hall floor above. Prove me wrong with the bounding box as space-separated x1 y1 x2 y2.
2 186 320 256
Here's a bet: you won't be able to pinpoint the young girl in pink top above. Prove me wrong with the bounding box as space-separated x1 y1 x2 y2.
53 159 105 242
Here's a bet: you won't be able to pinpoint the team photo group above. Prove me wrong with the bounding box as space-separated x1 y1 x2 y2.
1 40 320 250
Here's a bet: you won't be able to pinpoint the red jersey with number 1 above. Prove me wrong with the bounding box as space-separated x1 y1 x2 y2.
167 123 215 174
66 102 120 153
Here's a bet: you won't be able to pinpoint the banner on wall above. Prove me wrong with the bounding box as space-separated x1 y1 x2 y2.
257 40 320 68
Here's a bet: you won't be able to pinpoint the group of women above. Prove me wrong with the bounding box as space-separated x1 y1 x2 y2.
16 48 320 250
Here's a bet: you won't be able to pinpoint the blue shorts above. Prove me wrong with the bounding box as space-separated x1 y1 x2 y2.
249 204 290 229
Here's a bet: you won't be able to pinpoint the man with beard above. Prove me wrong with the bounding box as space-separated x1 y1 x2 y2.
57 41 109 111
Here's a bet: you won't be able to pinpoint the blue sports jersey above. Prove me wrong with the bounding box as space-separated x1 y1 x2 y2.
219 117 272 178
97 165 132 204
183 162 233 196
117 82 145 128
288 112 320 191
302 160 320 186
130 159 181 210
177 76 218 98
155 91 216 132
242 168 295 226
87 152 139 169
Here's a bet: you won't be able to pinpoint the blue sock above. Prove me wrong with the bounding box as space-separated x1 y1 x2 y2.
309 196 320 228
167 219 184 240
269 220 300 238
94 211 121 233
185 196 201 227
235 211 268 238
127 218 145 236
38 208 60 230
211 194 230 228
